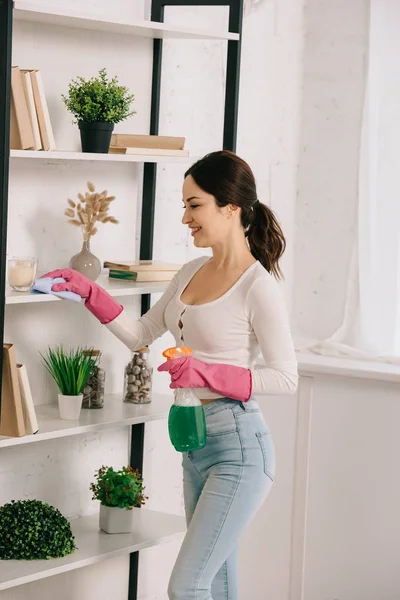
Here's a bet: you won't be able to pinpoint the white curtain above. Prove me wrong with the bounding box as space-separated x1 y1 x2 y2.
358 0 400 356
298 0 400 363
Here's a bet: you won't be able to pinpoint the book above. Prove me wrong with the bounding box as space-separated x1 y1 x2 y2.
109 269 177 282
109 146 189 157
30 69 56 150
0 344 26 437
104 260 182 272
9 99 20 150
21 70 42 150
17 364 39 435
110 134 185 150
9 66 35 150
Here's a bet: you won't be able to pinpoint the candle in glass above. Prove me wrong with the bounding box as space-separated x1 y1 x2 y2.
8 257 38 292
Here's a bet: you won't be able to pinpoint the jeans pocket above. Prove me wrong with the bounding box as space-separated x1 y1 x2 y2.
256 432 275 481
206 407 237 436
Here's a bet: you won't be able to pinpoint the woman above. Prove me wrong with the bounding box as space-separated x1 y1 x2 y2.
44 150 298 600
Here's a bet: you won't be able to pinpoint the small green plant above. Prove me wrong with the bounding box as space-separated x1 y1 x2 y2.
62 68 136 124
0 499 76 560
40 345 99 396
90 466 148 510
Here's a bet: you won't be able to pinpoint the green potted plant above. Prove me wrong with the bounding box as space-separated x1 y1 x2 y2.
62 68 136 153
0 499 76 560
40 345 99 420
90 465 148 534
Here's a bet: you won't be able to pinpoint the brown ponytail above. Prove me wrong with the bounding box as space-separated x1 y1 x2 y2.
185 150 287 279
246 201 286 279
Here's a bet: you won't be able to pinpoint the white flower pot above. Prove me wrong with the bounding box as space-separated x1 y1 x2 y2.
58 394 83 420
99 504 134 534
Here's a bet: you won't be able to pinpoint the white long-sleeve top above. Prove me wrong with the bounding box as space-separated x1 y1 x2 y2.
107 256 298 399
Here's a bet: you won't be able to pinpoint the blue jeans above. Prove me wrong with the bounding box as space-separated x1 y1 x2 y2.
168 398 275 600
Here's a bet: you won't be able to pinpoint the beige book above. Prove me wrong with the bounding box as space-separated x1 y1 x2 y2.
109 146 189 157
104 260 182 272
17 364 39 435
110 134 185 150
9 100 20 149
10 66 35 150
21 70 42 150
30 69 56 151
0 344 26 437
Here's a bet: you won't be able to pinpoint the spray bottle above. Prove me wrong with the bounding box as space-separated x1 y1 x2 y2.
162 346 207 452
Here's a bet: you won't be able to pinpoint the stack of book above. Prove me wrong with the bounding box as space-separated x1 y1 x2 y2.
1 344 38 438
10 65 56 151
104 260 182 282
108 134 189 157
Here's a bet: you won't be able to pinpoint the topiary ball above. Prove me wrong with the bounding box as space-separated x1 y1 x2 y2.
0 499 77 560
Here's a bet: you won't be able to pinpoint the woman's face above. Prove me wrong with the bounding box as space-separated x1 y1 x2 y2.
181 175 236 248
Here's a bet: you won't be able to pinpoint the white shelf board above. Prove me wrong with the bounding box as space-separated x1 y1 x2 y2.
0 393 170 449
5 274 169 305
13 3 239 41
0 509 186 591
10 149 198 164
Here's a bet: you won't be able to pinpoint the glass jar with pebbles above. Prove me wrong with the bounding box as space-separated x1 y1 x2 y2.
82 350 105 408
124 347 152 404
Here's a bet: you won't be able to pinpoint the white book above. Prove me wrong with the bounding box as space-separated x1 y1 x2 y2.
17 364 39 435
21 70 42 150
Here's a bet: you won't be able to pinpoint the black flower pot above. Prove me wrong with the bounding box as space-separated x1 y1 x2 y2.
78 121 114 153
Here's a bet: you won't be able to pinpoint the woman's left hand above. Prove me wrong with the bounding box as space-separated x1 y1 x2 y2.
157 357 252 402
158 357 208 389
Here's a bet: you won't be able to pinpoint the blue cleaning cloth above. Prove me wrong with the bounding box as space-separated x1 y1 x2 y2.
31 277 82 303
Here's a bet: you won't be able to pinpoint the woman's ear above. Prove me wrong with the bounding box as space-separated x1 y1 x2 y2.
228 204 241 218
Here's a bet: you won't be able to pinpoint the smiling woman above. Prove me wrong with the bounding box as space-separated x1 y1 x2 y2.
43 149 297 600
183 151 286 278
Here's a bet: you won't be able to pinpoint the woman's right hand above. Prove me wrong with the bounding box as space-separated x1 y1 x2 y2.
40 268 123 325
41 268 92 298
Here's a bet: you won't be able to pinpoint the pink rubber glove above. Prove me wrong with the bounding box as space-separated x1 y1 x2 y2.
40 269 123 324
157 357 252 402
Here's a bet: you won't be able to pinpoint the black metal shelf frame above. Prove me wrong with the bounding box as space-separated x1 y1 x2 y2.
0 1 243 598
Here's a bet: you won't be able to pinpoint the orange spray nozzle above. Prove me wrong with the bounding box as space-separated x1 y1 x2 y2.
162 346 192 361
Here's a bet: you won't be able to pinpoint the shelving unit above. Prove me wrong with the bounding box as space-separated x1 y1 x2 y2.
0 0 243 598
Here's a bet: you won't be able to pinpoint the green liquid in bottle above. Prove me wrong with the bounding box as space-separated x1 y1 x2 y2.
168 404 207 452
